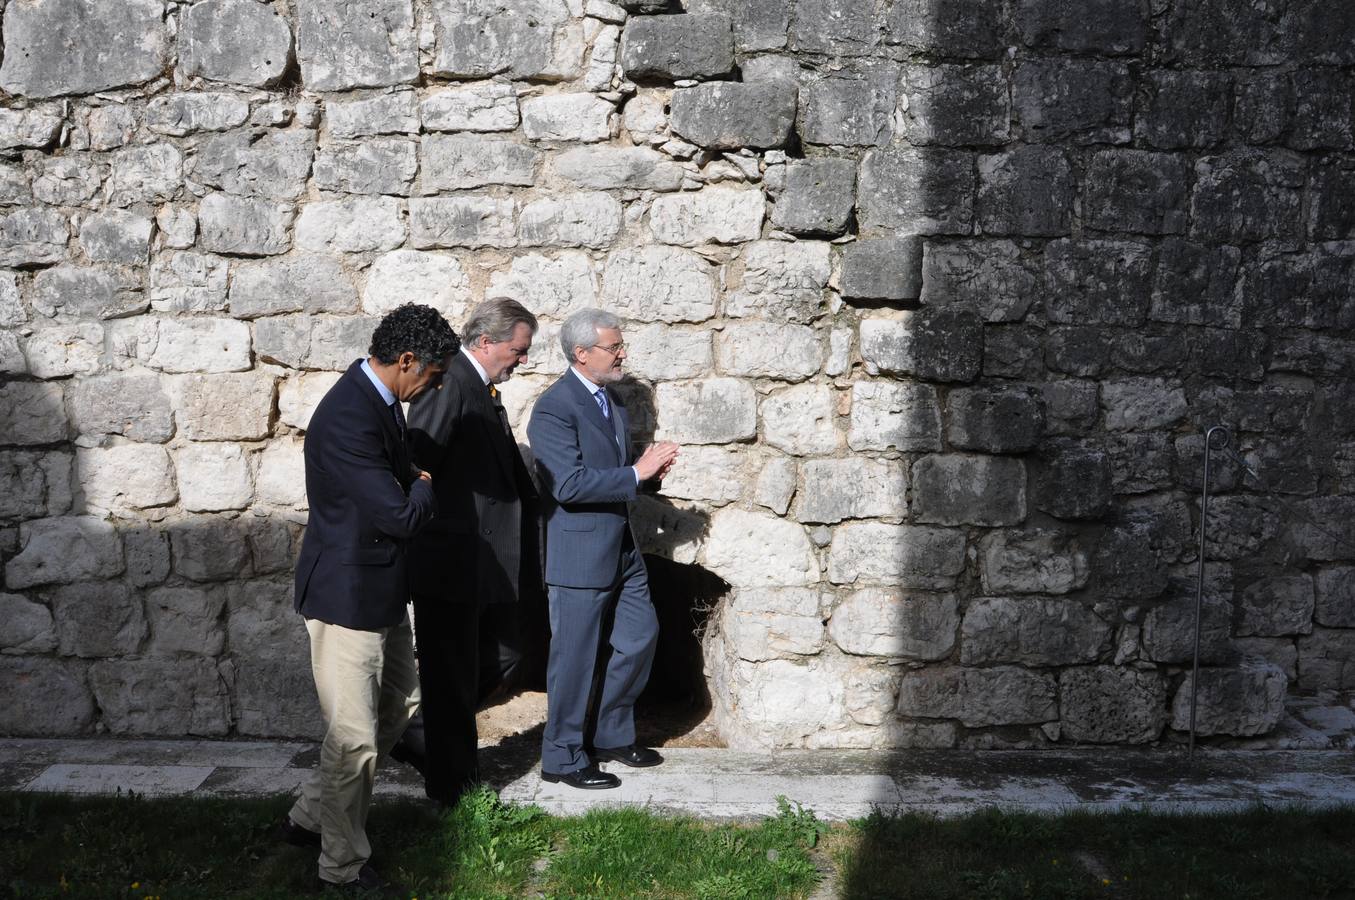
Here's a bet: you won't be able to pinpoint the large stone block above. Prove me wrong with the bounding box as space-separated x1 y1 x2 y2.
278 371 342 429
175 443 253 512
1013 59 1132 143
147 251 228 314
1315 567 1355 628
1297 627 1355 691
76 445 177 515
31 264 140 320
0 107 63 150
1309 157 1355 241
980 529 1089 595
181 0 294 88
848 382 942 453
771 158 856 236
649 187 763 247
1292 497 1355 562
656 378 756 444
0 208 67 267
977 146 1073 236
829 589 957 660
552 146 685 192
430 0 574 80
297 0 416 90
828 523 966 590
0 0 168 98
961 597 1111 666
328 91 419 138
1093 517 1171 603
192 130 316 201
169 517 251 582
108 143 183 206
520 193 622 249
1015 0 1146 53
145 587 227 657
1148 239 1244 327
124 524 171 588
79 210 153 265
0 381 67 446
715 322 821 381
858 147 974 235
1170 662 1287 737
422 81 518 132
232 654 321 737
1059 666 1168 744
32 154 106 206
1029 441 1112 520
761 384 842 456
1190 150 1305 246
231 255 358 319
1101 378 1188 432
168 372 274 441
7 518 123 589
421 134 537 191
23 323 104 379
898 64 1009 146
669 80 797 150
1288 69 1355 151
1084 150 1190 236
1135 70 1232 150
49 583 146 658
488 252 595 319
795 458 906 525
799 65 897 147
752 456 796 515
860 309 981 382
913 454 1025 527
703 507 817 587
312 138 418 195
146 93 251 137
946 386 1044 453
521 94 613 143
140 318 251 374
897 666 1057 727
362 249 470 321
0 450 73 521
1237 573 1315 637
886 0 1006 58
295 197 405 253
254 315 376 371
0 593 57 654
197 194 293 257
727 240 831 323
840 237 921 303
0 658 95 735
255 440 307 509
90 658 231 735
620 12 733 80
721 587 825 662
409 196 516 249
0 162 32 206
658 445 746 506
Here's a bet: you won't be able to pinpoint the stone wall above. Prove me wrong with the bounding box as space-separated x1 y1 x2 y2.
1 0 1353 747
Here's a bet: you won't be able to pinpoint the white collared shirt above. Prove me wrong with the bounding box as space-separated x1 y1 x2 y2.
462 346 490 386
360 358 396 408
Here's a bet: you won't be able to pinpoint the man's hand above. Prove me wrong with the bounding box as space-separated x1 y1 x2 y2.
634 441 678 481
417 469 432 482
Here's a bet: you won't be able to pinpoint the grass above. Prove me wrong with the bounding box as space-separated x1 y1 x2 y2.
3 791 1354 899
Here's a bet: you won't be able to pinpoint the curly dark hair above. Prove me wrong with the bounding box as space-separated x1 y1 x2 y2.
369 303 459 367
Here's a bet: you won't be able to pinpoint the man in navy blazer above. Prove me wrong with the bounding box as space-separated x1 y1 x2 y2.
526 308 678 789
283 303 457 892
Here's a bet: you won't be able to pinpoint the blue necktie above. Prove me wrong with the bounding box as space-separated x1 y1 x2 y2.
594 388 610 419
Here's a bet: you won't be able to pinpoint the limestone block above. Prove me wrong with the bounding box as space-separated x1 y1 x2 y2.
0 163 31 206
622 91 670 147
147 93 250 137
1237 574 1316 637
622 324 713 381
727 240 831 323
181 0 294 88
1315 567 1355 627
279 372 342 429
521 93 613 142
976 145 1073 236
197 195 294 257
947 387 1045 454
168 372 274 441
847 382 942 453
791 0 881 54
669 80 797 150
67 372 171 444
144 587 226 657
686 0 787 52
1013 59 1132 143
913 455 1025 527
715 322 821 381
430 0 573 80
0 107 63 150
155 206 197 250
409 196 516 249
0 381 67 445
656 378 756 444
0 450 74 520
295 197 405 253
142 318 251 374
1059 666 1168 743
795 458 906 524
629 495 705 564
254 314 376 371
519 192 622 249
7 517 123 589
0 331 24 375
0 208 68 267
0 0 168 98
1297 627 1355 690
32 264 140 320
23 324 103 379
86 105 139 152
552 146 685 191
898 63 1009 146
620 13 733 80
169 517 251 582
313 138 418 195
0 658 95 735
421 134 537 191
1030 440 1112 520
362 249 470 321
961 597 1111 666
488 252 595 319
422 81 519 132
798 65 896 147
0 593 57 654
660 445 746 505
230 255 358 319
840 237 921 303
1084 149 1189 236
1100 378 1188 432
122 524 171 588
897 666 1056 726
597 245 715 323
1149 239 1243 328
860 309 982 383
1190 149 1305 246
326 91 419 138
297 0 416 90
1136 70 1231 150
108 143 183 206
761 384 841 456
31 155 106 206
829 588 957 659
256 440 307 508
51 583 142 663
1309 157 1355 240
192 130 316 201
89 658 230 735
1170 662 1287 737
1200 496 1281 562
175 443 254 512
980 529 1088 595
709 655 849 749
1015 0 1146 52
1093 517 1171 602
1292 497 1355 562
704 507 817 587
249 510 296 575
771 158 856 237
223 579 303 660
79 210 153 265
858 147 974 234
722 587 825 662
919 240 1036 323
828 523 966 590
76 444 177 514
753 456 796 515
650 187 763 247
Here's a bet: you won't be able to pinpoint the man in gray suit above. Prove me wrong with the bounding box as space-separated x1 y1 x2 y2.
526 308 678 789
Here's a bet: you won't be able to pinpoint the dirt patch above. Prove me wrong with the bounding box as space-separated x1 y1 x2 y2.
477 691 726 750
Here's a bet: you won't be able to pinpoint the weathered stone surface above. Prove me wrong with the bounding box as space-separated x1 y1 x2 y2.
421 134 537 191
0 207 68 267
1016 0 1146 52
760 384 841 456
1059 666 1168 744
90 658 230 735
79 210 153 265
1309 157 1355 240
649 187 763 246
621 325 711 382
829 589 957 660
0 593 57 654
1100 378 1188 432
122 524 171 588
753 456 797 515
898 64 1009 146
552 146 685 191
0 107 63 150
48 583 145 658
863 308 984 383
721 587 825 662
297 0 416 90
23 324 104 378
977 146 1073 236
946 387 1045 453
192 131 316 202
181 0 294 88
841 237 921 303
792 0 879 55
170 517 251 582
143 587 225 657
312 138 418 195
32 155 106 206
828 523 966 590
255 440 307 509
848 382 942 453
230 255 358 318
521 94 613 142
795 458 906 524
76 445 177 514
32 264 140 320
327 91 419 138
1315 567 1355 628
198 194 294 257
656 378 756 444
430 0 574 80
886 0 1006 58
147 249 227 312
1085 150 1190 235
1171 662 1287 737
168 372 274 441
147 94 251 137
1297 627 1355 690
1292 497 1355 562
0 450 73 520
520 192 622 249
658 445 745 506
1190 149 1305 246
858 148 974 235
703 507 817 587
155 205 198 250
715 322 821 381
175 443 253 512
669 81 797 150
108 143 184 206
1135 70 1231 150
727 240 831 322
85 105 139 152
1149 239 1244 327
296 197 405 253
0 163 32 205
980 529 1089 595
1013 59 1132 143
1093 516 1171 603
898 666 1057 727
488 252 595 319
409 196 516 249
7 518 123 589
422 81 518 132
362 249 470 321
0 381 67 446
0 0 168 98
0 658 95 735
254 315 376 370
620 12 733 80
961 597 1111 666
913 455 1025 527
1237 574 1315 637
278 372 342 430
771 158 856 236
140 318 252 374
798 66 898 147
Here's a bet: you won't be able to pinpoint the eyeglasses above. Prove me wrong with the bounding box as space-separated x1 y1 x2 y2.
593 341 626 356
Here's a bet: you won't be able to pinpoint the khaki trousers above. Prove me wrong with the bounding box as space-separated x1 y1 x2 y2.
288 615 420 885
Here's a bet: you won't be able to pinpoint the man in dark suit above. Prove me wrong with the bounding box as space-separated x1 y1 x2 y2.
282 303 457 892
526 308 679 789
401 297 541 806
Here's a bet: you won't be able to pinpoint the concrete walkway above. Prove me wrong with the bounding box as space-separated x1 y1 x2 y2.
3 737 1354 820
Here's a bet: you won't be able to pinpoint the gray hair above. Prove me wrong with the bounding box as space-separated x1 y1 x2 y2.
560 308 621 360
462 297 538 348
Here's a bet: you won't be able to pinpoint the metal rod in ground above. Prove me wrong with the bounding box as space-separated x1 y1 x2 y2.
1190 425 1230 763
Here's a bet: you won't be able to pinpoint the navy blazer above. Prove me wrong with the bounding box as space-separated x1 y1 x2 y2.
527 370 639 589
294 359 437 630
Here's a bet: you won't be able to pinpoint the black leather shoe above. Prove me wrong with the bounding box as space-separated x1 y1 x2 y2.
388 716 428 777
319 863 386 894
278 815 321 848
591 744 663 768
540 764 621 790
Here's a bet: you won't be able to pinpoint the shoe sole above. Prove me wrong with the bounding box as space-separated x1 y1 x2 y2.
591 752 663 769
541 771 621 789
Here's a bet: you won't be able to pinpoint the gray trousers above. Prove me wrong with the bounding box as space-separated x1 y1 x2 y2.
541 546 659 774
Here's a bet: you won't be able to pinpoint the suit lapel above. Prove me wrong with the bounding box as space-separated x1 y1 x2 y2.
566 371 624 463
349 360 409 476
455 353 516 484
